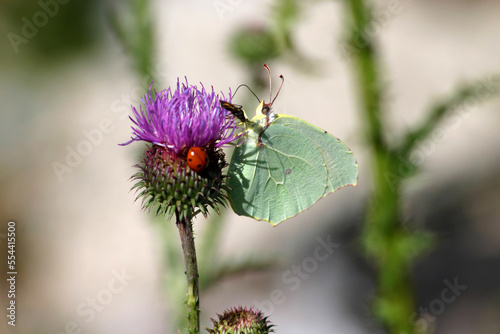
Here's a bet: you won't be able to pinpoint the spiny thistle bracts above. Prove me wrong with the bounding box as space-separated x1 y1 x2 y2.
207 306 275 334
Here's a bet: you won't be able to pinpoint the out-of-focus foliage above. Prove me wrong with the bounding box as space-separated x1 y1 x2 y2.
230 27 282 67
107 0 154 79
229 0 300 66
227 0 304 89
1 0 100 61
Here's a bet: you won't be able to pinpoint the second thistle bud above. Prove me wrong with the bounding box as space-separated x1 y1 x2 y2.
207 306 275 334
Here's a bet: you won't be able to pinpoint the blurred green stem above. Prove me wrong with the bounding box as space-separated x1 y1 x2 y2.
176 214 200 334
109 0 155 79
399 79 500 157
344 0 417 332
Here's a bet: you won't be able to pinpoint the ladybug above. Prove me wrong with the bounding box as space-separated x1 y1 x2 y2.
187 147 208 173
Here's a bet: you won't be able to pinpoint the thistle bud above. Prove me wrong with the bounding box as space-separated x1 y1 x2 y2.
207 306 275 334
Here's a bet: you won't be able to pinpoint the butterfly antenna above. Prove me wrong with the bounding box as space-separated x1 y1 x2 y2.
271 75 285 105
263 64 272 102
233 84 261 103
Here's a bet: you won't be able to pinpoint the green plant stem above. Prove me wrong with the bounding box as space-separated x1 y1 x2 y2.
108 0 155 79
399 79 500 157
364 151 417 333
176 214 200 334
344 0 417 333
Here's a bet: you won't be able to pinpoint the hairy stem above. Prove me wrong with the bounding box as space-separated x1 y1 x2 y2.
344 0 417 333
176 214 200 334
399 78 500 157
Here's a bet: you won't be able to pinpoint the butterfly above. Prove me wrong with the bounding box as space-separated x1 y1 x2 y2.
226 65 358 225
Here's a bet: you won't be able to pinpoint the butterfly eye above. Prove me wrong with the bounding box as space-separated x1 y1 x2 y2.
261 105 271 115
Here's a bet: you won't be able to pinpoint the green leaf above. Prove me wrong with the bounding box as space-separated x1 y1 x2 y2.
228 113 358 225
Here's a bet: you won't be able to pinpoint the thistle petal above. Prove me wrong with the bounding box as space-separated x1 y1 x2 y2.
122 80 242 153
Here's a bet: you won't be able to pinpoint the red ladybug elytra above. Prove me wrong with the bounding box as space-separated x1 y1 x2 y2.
187 147 208 173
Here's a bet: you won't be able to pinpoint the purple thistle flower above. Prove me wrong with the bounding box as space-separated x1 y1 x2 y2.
122 79 242 220
121 79 241 154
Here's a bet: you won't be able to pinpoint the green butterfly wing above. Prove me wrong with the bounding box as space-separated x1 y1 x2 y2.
227 114 358 225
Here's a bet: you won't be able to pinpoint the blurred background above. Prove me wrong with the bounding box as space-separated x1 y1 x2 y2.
1 0 499 333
